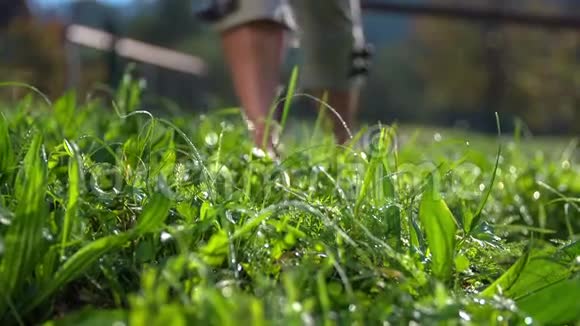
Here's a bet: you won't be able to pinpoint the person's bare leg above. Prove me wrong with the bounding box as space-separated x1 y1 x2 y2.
221 21 285 151
314 89 360 144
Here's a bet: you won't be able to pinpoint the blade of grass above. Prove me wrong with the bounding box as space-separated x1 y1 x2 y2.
470 112 502 232
0 134 48 315
279 66 299 133
23 190 171 314
418 176 457 281
60 140 84 258
516 278 580 325
0 113 15 175
135 192 172 234
481 247 530 297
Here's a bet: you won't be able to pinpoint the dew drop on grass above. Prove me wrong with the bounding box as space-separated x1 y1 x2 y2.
220 121 233 131
497 315 504 322
532 191 540 200
160 232 172 243
42 229 54 242
222 286 233 298
348 304 357 312
0 215 10 225
524 317 533 325
205 132 218 146
459 311 471 321
292 302 302 312
434 133 442 142
313 165 325 173
251 147 266 158
479 184 486 192
561 160 571 169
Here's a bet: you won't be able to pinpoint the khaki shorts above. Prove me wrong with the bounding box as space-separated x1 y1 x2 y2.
215 0 364 90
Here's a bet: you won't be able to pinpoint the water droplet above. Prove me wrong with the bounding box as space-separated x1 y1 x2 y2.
575 256 580 264
42 229 54 242
497 315 504 322
220 121 233 131
459 310 471 321
532 191 540 200
412 311 421 319
434 133 442 142
222 286 233 298
465 141 470 146
205 133 218 146
160 232 172 242
509 166 517 174
292 302 302 312
479 184 486 192
251 147 266 158
562 160 570 169
498 182 505 190
313 165 326 173
0 215 11 225
348 304 357 312
264 243 270 249
524 317 533 325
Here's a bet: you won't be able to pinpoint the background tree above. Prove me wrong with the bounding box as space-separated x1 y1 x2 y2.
412 0 580 134
0 0 30 28
0 0 65 97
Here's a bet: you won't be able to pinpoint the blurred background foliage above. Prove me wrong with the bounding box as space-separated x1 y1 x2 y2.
0 0 579 135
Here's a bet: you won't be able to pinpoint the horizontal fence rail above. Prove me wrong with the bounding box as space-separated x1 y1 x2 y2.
66 24 208 76
362 1 580 30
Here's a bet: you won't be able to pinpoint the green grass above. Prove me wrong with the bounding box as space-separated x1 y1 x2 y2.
0 76 579 325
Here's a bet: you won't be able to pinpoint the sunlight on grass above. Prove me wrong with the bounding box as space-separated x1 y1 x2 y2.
0 76 578 325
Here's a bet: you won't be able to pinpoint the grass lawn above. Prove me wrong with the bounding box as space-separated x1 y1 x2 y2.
0 78 578 325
